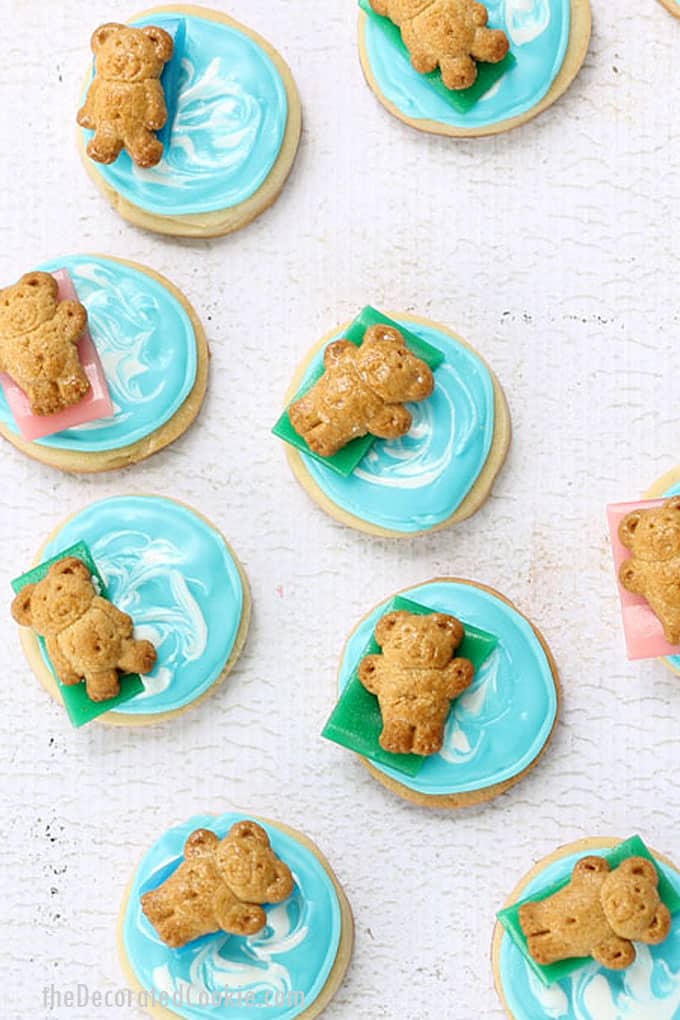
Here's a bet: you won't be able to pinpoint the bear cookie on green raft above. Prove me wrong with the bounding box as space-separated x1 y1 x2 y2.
274 307 511 537
493 836 680 1020
358 0 592 137
12 554 156 705
11 496 251 728
323 579 560 808
76 9 302 237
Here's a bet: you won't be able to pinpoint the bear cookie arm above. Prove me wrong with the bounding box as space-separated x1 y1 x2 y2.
10 556 157 704
618 497 680 646
369 0 510 91
358 610 474 756
0 271 90 416
77 23 174 168
288 324 435 458
519 856 672 971
141 821 295 949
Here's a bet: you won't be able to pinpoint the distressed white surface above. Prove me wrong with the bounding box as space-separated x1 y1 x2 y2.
0 1 679 1018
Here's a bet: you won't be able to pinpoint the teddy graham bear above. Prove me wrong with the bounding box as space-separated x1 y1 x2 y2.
77 22 174 168
141 820 295 948
619 496 680 645
289 324 435 458
11 557 157 703
0 271 90 417
358 610 474 756
520 855 672 970
370 0 510 91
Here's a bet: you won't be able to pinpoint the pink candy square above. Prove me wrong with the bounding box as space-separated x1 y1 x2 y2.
0 268 113 441
608 498 680 661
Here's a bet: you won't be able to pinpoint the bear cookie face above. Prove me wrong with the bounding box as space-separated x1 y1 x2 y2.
519 856 672 971
619 496 680 645
141 821 295 949
11 556 157 703
0 271 90 416
289 324 435 458
370 0 510 91
77 22 174 168
358 609 474 756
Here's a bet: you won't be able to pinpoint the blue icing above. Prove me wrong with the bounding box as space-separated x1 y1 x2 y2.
363 0 571 129
662 480 680 673
299 319 495 533
498 846 680 1020
0 255 197 453
40 497 244 717
339 580 557 794
82 13 288 216
123 813 342 1020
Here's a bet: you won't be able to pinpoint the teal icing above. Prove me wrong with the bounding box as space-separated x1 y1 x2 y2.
339 580 557 794
363 0 571 129
0 256 197 453
662 480 680 673
299 319 496 533
498 846 680 1020
81 12 288 216
123 813 342 1020
40 497 244 716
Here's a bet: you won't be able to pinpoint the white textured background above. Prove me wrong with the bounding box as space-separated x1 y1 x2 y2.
0 1 679 1018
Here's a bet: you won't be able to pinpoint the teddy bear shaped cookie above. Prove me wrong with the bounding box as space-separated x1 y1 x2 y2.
0 271 90 416
289 324 435 458
77 22 174 168
519 855 672 970
11 557 157 702
358 610 474 755
369 0 509 90
141 820 295 949
619 497 680 645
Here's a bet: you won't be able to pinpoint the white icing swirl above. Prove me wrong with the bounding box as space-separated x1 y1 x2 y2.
152 900 308 1001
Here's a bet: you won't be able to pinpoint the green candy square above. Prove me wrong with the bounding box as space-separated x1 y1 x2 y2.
358 0 516 112
322 595 498 777
497 835 680 987
273 306 444 478
12 541 145 728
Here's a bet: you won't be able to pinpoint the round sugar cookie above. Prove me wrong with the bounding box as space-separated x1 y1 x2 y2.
358 0 592 137
659 0 680 17
16 495 250 726
334 577 559 808
0 255 207 473
283 313 510 538
645 465 680 678
77 6 302 237
118 812 354 1020
491 837 680 1020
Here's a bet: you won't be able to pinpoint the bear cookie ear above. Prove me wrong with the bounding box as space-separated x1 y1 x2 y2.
643 903 673 945
91 22 126 52
11 584 35 626
48 557 92 581
143 25 174 62
375 610 409 643
619 510 642 548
